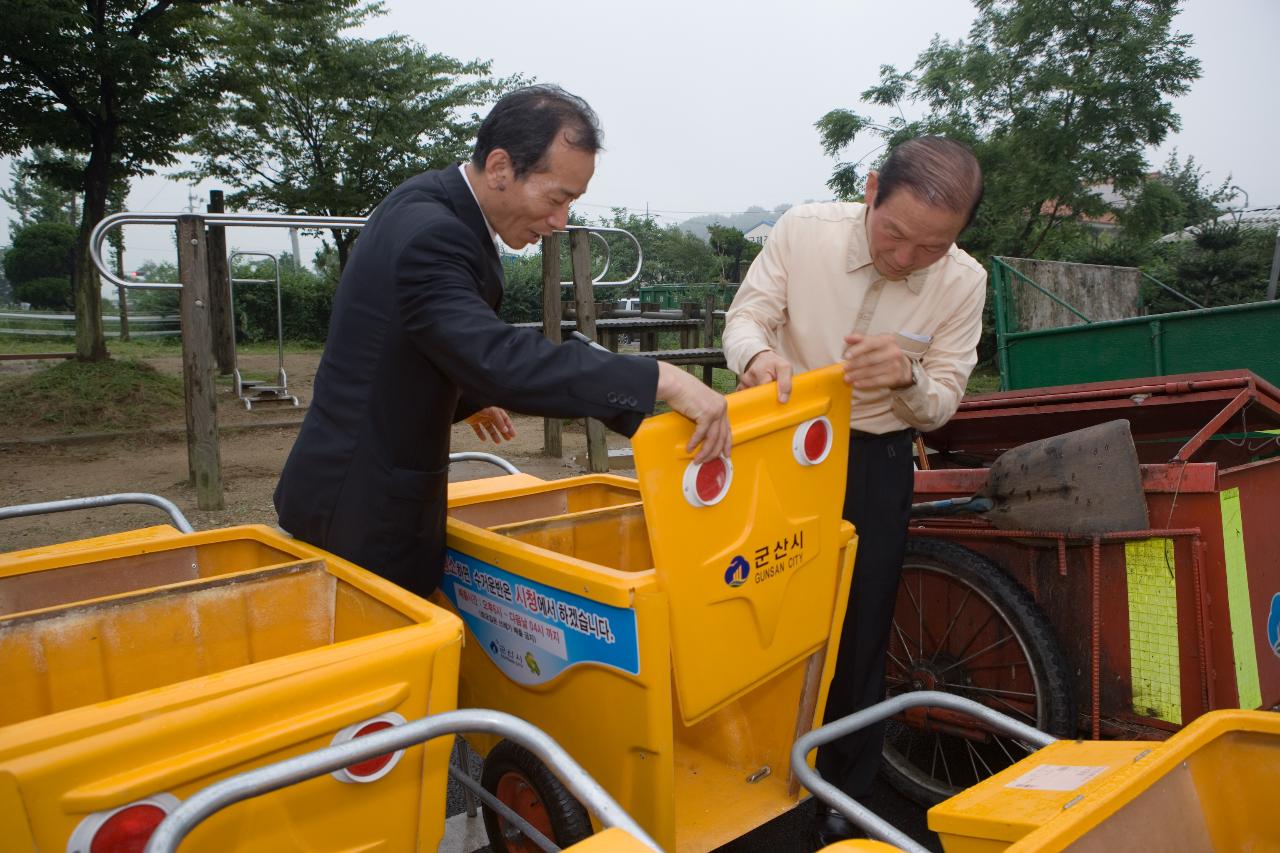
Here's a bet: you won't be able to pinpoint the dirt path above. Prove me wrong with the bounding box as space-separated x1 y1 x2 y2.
1 352 634 552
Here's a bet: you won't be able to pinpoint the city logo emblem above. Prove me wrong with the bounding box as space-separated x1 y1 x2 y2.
724 555 750 588
525 651 541 676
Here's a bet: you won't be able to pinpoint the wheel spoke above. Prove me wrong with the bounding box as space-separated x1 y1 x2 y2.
891 619 919 668
950 609 997 663
886 649 912 675
967 738 995 777
901 574 927 658
965 737 980 783
985 692 1038 723
959 684 1037 700
931 587 974 663
938 633 1014 674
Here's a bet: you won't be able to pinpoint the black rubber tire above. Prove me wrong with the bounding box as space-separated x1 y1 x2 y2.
480 739 592 853
880 536 1075 806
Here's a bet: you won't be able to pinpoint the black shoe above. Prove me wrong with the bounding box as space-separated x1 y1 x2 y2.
813 805 863 848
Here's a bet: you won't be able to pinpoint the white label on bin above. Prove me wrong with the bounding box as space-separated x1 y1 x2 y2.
1004 764 1110 791
441 549 640 685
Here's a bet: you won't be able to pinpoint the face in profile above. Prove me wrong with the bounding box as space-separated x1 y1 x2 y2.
486 132 595 250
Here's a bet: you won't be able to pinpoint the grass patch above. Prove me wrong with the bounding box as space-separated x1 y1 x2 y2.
965 365 1003 395
0 358 184 434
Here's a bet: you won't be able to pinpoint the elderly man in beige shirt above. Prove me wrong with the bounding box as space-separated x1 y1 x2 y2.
723 137 984 845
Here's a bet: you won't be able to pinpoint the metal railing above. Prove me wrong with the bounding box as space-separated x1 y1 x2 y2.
790 691 1056 852
0 492 194 534
143 708 660 853
89 212 642 290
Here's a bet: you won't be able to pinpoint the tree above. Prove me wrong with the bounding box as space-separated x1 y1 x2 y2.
0 0 255 360
706 224 761 283
183 1 518 270
3 221 77 309
815 0 1201 260
1 147 80 230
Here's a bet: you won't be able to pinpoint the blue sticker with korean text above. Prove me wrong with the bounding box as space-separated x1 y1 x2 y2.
440 548 640 685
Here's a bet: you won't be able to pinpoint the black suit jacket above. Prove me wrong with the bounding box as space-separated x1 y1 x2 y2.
274 166 656 596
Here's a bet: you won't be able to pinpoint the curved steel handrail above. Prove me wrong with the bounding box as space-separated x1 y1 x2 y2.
790 691 1056 852
447 451 521 475
0 492 194 534
143 708 660 852
90 212 368 291
91 212 642 290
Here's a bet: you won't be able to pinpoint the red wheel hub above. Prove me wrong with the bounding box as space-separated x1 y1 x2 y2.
495 770 554 853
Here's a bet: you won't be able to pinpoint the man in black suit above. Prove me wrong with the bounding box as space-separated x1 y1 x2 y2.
274 84 731 598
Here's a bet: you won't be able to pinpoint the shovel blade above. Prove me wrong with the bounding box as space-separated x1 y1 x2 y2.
978 419 1149 535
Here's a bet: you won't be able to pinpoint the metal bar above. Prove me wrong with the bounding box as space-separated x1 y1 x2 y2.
956 376 1254 412
447 765 560 852
1142 271 1205 310
90 212 368 291
1189 535 1212 715
0 493 194 533
1149 320 1164 376
1091 536 1102 740
1173 388 1251 462
556 225 643 287
144 708 659 853
907 526 1203 543
993 257 1093 323
448 452 521 475
790 691 1054 852
991 260 1012 390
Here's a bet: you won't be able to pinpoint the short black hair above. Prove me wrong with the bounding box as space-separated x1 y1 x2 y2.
874 137 984 228
471 84 602 178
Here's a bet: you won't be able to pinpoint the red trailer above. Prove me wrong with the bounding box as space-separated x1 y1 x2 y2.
884 369 1280 805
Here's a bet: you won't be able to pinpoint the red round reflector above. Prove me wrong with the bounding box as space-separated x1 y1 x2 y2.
793 416 833 466
803 419 829 462
695 458 727 503
683 456 733 507
330 712 407 784
346 720 396 778
89 804 166 853
68 794 180 853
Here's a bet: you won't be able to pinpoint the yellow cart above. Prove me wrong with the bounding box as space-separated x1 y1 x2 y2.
0 495 463 852
440 364 859 852
794 691 1280 852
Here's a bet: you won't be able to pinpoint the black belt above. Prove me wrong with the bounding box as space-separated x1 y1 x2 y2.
849 427 915 441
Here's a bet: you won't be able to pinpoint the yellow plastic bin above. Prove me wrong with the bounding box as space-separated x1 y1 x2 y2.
0 521 463 852
441 364 858 852
929 709 1280 852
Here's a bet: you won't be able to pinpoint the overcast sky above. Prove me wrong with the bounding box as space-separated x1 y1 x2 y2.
2 0 1276 271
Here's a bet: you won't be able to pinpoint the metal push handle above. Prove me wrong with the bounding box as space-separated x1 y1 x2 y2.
0 493 194 534
448 451 521 475
143 708 660 853
790 691 1057 853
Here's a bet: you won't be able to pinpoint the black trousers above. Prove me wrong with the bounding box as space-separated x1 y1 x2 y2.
816 427 916 799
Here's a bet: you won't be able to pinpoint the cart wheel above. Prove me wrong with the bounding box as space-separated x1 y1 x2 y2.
881 537 1074 806
480 739 592 853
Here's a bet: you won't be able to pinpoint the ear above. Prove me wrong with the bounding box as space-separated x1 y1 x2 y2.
482 148 513 190
864 170 879 206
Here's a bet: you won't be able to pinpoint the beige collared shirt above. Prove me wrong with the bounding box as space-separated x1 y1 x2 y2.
723 201 985 433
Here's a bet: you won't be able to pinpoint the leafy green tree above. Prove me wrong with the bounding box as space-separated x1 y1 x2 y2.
1 147 80 229
815 0 1201 260
1143 223 1275 314
3 221 77 308
183 1 517 269
0 0 255 360
706 224 761 283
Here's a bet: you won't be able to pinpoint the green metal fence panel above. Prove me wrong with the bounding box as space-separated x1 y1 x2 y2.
1002 299 1280 390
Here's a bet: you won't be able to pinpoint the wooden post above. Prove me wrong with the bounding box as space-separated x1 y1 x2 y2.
176 215 225 510
116 283 130 342
570 230 609 473
206 191 235 375
541 233 563 457
703 294 717 386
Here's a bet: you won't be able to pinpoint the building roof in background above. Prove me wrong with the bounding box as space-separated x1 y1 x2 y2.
1159 206 1280 242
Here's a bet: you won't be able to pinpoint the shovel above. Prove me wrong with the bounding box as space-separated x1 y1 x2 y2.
909 419 1149 535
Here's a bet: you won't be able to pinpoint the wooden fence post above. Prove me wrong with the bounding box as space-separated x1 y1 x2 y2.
570 230 609 473
206 191 235 376
703 294 717 386
541 233 563 457
176 215 225 510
